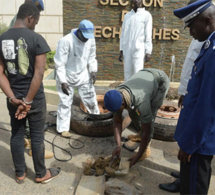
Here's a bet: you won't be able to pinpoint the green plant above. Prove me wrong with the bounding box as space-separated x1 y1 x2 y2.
0 22 9 35
46 50 56 65
44 85 57 91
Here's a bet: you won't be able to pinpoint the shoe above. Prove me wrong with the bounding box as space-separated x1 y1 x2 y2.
171 171 180 178
121 136 128 142
127 134 141 142
159 178 180 193
139 147 151 161
123 140 140 152
43 123 49 131
16 167 27 184
35 167 61 184
61 131 72 138
28 149 54 159
24 138 31 149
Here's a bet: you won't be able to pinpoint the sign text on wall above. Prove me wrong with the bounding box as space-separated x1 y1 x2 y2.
99 0 163 7
98 0 180 40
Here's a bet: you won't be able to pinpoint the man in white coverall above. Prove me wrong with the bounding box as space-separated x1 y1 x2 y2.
177 39 204 107
119 0 153 81
54 20 100 138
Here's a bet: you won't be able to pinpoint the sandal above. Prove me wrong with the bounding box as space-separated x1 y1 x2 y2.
36 167 61 184
16 167 27 184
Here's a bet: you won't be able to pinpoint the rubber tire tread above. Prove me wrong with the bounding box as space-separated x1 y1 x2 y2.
70 105 131 137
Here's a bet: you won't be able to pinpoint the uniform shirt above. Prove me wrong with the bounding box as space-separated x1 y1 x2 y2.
178 39 204 95
0 27 50 100
54 29 98 86
174 32 215 155
117 68 169 124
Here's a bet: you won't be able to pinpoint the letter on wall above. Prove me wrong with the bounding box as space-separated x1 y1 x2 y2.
119 0 129 6
94 26 102 37
100 0 109 5
103 27 112 38
171 29 180 40
121 10 129 22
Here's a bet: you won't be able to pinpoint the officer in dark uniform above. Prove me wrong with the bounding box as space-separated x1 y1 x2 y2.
171 0 215 194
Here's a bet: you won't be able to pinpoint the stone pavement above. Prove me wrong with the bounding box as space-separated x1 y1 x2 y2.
0 91 215 195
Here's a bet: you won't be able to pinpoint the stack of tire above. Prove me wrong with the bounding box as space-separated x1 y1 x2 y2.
71 88 179 141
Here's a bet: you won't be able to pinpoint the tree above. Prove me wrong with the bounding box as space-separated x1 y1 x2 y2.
0 22 9 35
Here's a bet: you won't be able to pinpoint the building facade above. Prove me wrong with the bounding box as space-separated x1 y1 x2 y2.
1 0 194 81
64 0 193 81
0 0 63 50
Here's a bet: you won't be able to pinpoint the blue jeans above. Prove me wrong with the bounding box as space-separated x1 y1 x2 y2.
7 98 47 178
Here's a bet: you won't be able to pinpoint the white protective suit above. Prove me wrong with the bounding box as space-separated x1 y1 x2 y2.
120 8 153 81
54 29 100 133
178 39 204 95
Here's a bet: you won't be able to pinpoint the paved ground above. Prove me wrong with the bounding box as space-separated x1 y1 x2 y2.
0 91 215 195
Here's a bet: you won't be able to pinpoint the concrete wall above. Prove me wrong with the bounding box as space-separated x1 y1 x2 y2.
0 0 63 50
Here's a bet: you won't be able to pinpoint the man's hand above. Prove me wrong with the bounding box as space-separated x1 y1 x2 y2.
178 95 184 108
10 98 26 107
15 104 31 120
61 83 69 96
145 54 151 62
112 146 121 158
119 51 123 62
90 72 96 84
128 153 141 168
178 148 191 164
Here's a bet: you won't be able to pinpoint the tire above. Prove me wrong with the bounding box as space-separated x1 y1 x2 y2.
153 100 180 142
153 117 178 142
70 105 131 137
80 95 113 120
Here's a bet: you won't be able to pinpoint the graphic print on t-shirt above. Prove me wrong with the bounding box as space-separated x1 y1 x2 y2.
7 62 17 74
2 40 15 60
17 37 29 75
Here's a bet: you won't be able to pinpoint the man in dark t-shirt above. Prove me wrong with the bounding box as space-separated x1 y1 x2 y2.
9 0 53 160
0 3 60 184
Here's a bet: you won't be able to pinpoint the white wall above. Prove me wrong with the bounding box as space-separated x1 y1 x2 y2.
0 0 63 50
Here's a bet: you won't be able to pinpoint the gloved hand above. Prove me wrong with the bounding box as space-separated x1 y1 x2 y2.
61 83 69 96
119 50 123 62
145 54 151 62
90 72 96 84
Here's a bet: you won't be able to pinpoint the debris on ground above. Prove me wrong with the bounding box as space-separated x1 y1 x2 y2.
83 156 120 176
165 87 179 100
105 178 143 195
